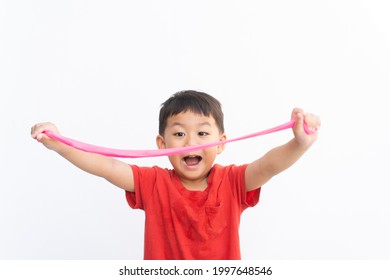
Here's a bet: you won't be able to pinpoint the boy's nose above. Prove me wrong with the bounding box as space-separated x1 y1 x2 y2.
185 135 198 146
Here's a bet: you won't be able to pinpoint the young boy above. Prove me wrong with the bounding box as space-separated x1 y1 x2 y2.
31 90 320 260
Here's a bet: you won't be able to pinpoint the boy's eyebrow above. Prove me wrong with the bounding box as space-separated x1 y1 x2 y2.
197 121 212 127
170 122 184 128
170 121 212 128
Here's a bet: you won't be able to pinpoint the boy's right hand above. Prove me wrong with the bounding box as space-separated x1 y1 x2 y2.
31 122 64 152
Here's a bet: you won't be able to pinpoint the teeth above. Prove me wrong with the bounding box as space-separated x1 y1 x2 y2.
184 155 202 166
184 155 201 159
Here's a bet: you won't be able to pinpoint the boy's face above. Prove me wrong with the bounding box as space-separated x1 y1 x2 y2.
156 111 226 190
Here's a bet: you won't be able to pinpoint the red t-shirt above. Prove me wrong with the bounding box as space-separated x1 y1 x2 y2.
125 164 260 260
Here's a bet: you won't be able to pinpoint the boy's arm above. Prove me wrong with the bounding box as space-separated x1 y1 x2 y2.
245 108 320 191
31 122 134 192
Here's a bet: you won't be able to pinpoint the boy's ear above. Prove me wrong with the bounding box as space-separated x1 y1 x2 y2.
156 135 166 149
217 133 227 154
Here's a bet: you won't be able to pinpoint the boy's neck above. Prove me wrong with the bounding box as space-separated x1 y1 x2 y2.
180 177 208 191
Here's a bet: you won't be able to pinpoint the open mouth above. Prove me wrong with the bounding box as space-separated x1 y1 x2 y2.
183 155 202 166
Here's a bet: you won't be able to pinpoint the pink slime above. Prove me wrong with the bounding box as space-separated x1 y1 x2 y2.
43 120 314 158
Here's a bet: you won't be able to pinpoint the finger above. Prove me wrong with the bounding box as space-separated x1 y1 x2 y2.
31 123 50 139
305 113 321 132
291 107 304 120
32 124 44 138
36 133 50 143
36 132 43 142
305 113 316 132
31 124 41 138
294 112 305 133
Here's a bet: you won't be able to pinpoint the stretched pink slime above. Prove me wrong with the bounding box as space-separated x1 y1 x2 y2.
42 120 314 158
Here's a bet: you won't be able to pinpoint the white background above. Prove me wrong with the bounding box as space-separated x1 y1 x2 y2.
1 0 389 260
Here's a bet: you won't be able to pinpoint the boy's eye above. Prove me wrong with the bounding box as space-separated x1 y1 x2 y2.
174 132 185 137
198 132 209 136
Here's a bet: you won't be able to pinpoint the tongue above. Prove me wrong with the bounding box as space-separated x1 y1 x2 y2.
185 156 201 166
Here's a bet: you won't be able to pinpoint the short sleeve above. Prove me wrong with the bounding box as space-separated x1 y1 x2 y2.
245 188 260 207
229 164 261 210
125 165 157 210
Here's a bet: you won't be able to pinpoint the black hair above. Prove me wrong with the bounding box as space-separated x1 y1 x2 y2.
159 90 224 135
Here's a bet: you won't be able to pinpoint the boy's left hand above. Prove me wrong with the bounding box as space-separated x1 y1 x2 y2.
291 108 321 148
